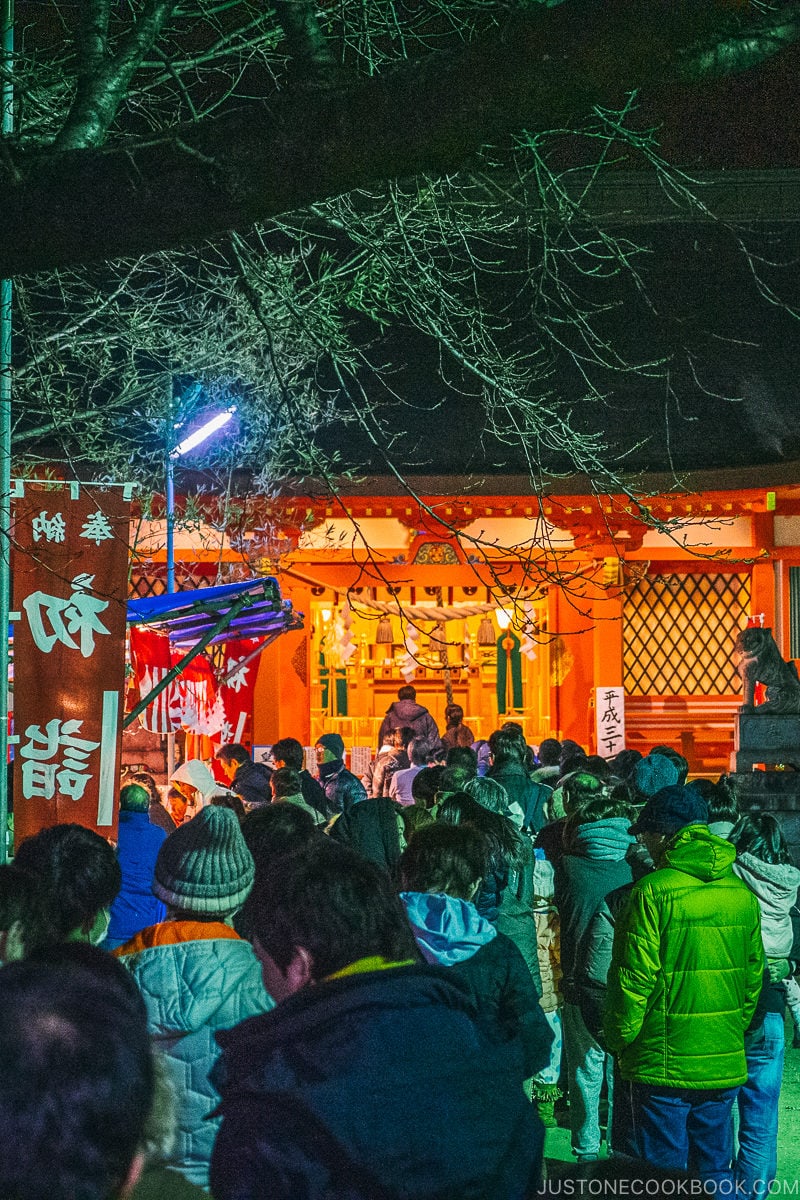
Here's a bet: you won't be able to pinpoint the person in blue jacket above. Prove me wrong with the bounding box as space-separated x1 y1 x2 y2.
104 784 167 951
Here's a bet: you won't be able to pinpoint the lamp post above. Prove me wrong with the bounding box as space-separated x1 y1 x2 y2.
164 395 236 776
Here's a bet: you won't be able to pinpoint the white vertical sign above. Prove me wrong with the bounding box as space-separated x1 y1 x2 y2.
595 687 625 758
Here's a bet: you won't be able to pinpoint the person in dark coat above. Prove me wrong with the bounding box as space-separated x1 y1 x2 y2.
369 726 413 798
328 794 406 875
377 684 439 749
487 729 549 833
104 784 168 951
270 737 329 818
216 744 273 809
555 791 635 1162
400 822 553 1080
210 839 543 1200
315 733 367 813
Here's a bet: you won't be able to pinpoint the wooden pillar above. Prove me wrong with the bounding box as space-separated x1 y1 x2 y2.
591 585 624 752
252 584 311 746
548 581 595 748
751 515 776 634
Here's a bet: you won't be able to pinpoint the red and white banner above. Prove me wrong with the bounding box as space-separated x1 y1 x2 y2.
12 483 132 844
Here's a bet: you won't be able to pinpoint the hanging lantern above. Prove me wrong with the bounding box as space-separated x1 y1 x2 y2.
477 615 496 645
376 614 394 643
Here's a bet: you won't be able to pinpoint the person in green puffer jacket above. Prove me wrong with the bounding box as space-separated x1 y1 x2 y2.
605 785 763 1187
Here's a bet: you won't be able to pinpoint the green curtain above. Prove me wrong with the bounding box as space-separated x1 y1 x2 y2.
319 646 348 716
495 631 523 714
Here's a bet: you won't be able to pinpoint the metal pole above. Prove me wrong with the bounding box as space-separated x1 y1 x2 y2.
0 0 13 862
165 388 176 777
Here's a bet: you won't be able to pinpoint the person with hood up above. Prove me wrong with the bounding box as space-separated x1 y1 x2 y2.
399 822 553 1080
729 813 800 1200
555 789 636 1162
315 732 367 814
116 806 271 1189
605 786 763 1188
377 684 439 749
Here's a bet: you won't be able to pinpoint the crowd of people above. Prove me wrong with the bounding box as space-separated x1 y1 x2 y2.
0 682 797 1200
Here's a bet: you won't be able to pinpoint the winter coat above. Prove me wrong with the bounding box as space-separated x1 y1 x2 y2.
231 759 273 808
328 796 406 874
604 825 764 1089
117 921 272 1189
371 748 410 798
299 768 329 818
401 891 553 1078
574 882 634 1040
388 764 424 806
318 759 367 813
554 817 634 1004
378 699 440 749
107 810 167 943
488 762 549 833
494 837 543 1000
732 852 800 957
534 906 561 1014
442 723 475 750
210 964 543 1200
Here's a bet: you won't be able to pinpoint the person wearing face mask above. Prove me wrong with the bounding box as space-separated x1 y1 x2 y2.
13 822 122 947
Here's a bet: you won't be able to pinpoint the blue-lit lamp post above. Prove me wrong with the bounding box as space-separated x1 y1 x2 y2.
164 401 235 775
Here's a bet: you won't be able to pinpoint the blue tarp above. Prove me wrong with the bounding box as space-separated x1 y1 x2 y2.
127 577 303 647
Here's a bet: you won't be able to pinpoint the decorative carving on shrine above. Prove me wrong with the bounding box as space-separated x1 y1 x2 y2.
291 637 309 686
412 540 461 565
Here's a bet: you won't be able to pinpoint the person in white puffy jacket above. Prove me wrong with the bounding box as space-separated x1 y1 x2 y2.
116 807 272 1190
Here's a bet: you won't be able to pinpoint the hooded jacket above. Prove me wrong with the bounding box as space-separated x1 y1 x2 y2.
210 965 543 1200
732 852 800 957
378 698 439 749
604 825 764 1089
401 892 553 1079
118 922 272 1188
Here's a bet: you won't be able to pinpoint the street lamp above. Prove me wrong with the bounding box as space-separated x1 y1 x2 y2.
164 398 236 772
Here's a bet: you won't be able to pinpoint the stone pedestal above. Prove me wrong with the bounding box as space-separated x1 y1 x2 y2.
733 711 800 773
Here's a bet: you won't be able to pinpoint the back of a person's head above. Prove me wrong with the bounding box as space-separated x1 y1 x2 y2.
400 822 488 899
730 812 792 865
119 783 150 813
241 803 318 867
271 737 304 770
153 807 255 918
445 745 478 775
537 738 562 767
397 684 416 701
0 944 154 1200
559 752 588 780
464 775 511 818
0 865 52 961
559 739 585 766
408 739 428 767
271 766 303 800
565 790 633 838
14 824 122 942
700 774 742 826
211 793 247 822
397 725 415 748
246 839 418 981
584 755 611 781
559 770 606 816
437 765 473 798
488 728 524 767
436 790 520 866
650 745 689 786
125 771 159 805
412 764 444 808
216 742 249 766
606 749 642 781
445 704 464 725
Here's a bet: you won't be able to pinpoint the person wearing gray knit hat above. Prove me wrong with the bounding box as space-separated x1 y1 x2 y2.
116 805 271 1189
153 806 255 916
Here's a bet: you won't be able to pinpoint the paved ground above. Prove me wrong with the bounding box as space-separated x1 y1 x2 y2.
544 1014 800 1183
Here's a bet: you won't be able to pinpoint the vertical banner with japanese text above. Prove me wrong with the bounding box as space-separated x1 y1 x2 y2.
595 686 625 758
13 483 132 845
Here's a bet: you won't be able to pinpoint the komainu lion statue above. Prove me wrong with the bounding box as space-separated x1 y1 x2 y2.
734 626 800 714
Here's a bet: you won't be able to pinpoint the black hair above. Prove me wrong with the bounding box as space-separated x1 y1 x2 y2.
0 865 51 959
211 793 247 822
565 791 633 840
408 740 428 767
270 766 303 800
396 726 415 748
119 783 150 813
584 755 612 781
537 738 562 767
437 765 475 797
606 749 643 780
730 813 792 866
444 704 464 725
246 839 419 978
14 825 122 942
400 823 489 899
412 764 444 807
559 752 589 780
559 771 606 816
125 771 159 806
397 685 417 700
241 804 318 867
0 945 154 1200
559 740 586 766
436 791 522 869
216 743 250 765
651 745 689 786
271 737 304 771
699 775 742 826
488 728 524 767
445 745 478 775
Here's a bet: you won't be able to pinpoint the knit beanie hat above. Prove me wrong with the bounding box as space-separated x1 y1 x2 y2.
153 806 255 915
630 785 709 837
633 753 680 798
317 732 345 760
